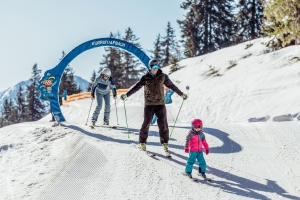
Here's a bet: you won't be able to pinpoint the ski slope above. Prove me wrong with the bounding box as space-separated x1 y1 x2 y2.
1 38 300 199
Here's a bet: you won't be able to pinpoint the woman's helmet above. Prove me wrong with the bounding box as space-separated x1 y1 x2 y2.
101 68 111 78
191 119 203 128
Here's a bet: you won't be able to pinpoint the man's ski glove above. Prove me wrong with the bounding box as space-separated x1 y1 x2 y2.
91 95 95 100
120 94 127 100
113 95 117 100
184 148 189 153
181 93 188 100
205 148 209 155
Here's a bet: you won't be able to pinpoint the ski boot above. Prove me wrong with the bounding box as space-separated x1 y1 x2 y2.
138 143 146 151
162 143 171 158
90 121 96 128
102 121 109 126
186 172 193 179
199 168 211 181
162 143 168 152
199 168 206 178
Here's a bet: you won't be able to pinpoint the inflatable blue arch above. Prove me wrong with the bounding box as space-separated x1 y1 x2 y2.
38 38 151 122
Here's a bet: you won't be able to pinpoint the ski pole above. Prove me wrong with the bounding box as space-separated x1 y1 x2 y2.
123 100 130 138
170 85 189 138
85 99 94 125
170 99 184 138
114 98 119 125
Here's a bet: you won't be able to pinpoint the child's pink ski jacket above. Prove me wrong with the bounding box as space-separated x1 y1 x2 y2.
185 129 209 152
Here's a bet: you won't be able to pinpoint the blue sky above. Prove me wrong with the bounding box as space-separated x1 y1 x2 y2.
0 0 185 91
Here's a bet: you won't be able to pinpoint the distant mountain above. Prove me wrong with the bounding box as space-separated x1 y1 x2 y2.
74 75 89 92
0 80 31 108
0 75 89 110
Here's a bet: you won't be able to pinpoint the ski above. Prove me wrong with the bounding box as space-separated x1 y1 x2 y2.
96 125 118 129
197 173 212 182
181 172 198 182
134 145 157 159
89 125 118 129
144 150 156 158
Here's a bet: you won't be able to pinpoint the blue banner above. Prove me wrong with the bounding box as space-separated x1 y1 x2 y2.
38 38 150 122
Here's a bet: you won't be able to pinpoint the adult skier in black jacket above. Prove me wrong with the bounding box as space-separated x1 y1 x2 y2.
120 59 187 153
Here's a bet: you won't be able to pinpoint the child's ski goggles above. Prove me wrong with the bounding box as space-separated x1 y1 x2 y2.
193 125 202 129
151 65 159 70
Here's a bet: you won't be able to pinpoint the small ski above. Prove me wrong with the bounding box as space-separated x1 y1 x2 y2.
181 172 198 182
197 173 212 182
96 125 118 129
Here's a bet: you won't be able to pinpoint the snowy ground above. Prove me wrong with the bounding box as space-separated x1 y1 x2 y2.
1 38 300 199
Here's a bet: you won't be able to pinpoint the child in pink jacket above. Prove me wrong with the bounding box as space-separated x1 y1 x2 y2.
184 119 209 179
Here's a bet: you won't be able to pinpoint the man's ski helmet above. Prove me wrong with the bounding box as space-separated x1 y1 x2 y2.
101 68 111 78
191 119 203 128
149 59 159 69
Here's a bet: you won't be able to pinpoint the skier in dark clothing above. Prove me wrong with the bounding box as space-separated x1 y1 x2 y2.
120 59 187 153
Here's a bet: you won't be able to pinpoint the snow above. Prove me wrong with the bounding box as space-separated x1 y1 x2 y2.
1 38 300 199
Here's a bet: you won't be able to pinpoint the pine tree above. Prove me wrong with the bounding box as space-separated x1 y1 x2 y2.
25 64 46 121
169 55 180 74
100 32 124 88
161 22 177 66
122 27 145 87
14 86 27 123
58 51 81 105
235 0 264 42
178 0 235 57
87 70 97 92
263 0 300 46
2 99 13 125
174 41 183 60
178 0 201 58
9 101 18 124
149 34 163 63
0 115 4 127
261 15 284 49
